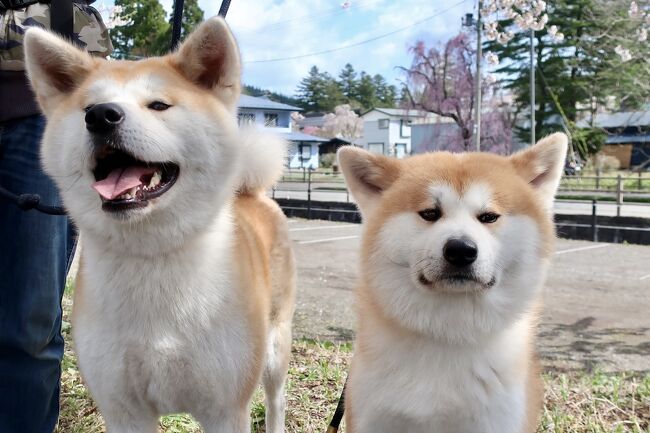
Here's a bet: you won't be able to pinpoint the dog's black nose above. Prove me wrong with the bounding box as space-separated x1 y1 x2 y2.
85 103 124 134
443 238 478 267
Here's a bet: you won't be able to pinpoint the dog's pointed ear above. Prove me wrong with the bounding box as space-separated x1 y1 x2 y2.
337 146 401 217
510 132 568 212
170 17 241 110
23 27 95 115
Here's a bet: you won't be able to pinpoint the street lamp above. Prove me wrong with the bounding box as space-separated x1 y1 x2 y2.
462 5 482 152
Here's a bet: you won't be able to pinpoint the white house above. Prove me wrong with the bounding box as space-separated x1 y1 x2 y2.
358 108 438 158
237 95 327 169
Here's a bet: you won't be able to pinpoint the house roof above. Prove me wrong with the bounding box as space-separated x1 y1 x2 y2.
296 115 327 128
238 95 302 112
577 111 650 128
606 134 650 144
280 132 329 143
361 107 432 118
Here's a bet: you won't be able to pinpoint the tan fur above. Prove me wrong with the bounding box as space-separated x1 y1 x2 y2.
340 136 567 433
229 192 296 406
362 152 556 260
24 18 296 432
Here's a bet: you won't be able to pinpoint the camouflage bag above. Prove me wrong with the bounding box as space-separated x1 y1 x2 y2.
0 1 113 71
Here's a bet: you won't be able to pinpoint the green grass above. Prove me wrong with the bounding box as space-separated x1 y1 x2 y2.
555 194 650 204
559 173 650 193
57 284 649 433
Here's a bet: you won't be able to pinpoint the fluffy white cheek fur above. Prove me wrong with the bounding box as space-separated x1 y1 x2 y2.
366 213 547 342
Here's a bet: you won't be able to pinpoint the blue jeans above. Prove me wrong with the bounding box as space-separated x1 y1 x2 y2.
0 114 76 433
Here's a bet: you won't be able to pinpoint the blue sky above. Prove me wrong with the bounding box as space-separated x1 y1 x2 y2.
101 0 474 95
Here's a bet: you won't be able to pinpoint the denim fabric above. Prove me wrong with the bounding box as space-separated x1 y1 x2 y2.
0 114 76 433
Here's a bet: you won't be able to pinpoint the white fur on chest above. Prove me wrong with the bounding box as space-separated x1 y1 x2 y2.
350 318 529 433
74 215 256 414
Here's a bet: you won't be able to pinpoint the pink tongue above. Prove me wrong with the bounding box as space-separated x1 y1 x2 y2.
92 166 157 200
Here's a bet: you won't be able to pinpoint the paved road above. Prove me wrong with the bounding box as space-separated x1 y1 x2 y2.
288 218 650 372
271 188 650 218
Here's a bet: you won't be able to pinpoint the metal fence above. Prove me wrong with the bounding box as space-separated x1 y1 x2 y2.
274 169 650 206
559 173 650 193
269 169 650 244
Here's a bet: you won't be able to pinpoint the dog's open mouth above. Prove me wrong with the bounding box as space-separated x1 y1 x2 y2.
92 147 179 212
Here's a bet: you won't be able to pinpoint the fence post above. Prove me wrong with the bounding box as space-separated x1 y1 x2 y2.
639 171 642 191
591 199 598 242
616 174 623 217
307 168 312 219
272 185 276 199
302 167 306 182
595 168 600 189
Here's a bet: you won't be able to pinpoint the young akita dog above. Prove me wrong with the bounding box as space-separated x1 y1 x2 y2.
337 134 568 433
24 18 295 433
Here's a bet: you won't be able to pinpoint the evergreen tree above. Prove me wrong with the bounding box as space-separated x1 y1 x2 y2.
296 66 327 112
296 67 345 112
485 0 649 154
151 0 205 54
296 65 397 113
321 72 345 112
372 74 396 106
356 72 379 110
111 0 170 58
338 63 359 101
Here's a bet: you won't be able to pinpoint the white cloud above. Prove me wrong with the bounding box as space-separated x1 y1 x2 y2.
104 0 471 96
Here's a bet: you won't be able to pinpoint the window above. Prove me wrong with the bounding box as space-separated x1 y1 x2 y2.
368 143 384 154
400 119 412 138
264 113 279 127
378 118 390 129
238 113 255 126
299 144 312 160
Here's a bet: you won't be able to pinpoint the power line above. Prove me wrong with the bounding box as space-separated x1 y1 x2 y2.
244 0 469 64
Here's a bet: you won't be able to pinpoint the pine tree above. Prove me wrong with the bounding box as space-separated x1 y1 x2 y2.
356 72 378 110
372 74 396 107
296 66 327 112
321 72 345 112
338 63 359 102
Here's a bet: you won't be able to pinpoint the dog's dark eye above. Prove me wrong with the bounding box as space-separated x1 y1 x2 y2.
148 101 171 111
418 208 441 222
478 212 500 224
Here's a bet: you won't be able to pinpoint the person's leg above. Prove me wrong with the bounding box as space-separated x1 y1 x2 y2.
0 114 76 433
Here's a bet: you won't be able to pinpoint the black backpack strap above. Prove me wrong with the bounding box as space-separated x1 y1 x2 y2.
50 0 73 39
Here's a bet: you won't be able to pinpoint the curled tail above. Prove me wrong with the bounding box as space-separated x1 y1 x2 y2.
236 127 287 194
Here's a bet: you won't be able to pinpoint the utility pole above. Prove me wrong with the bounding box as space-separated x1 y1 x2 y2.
530 28 535 146
475 1 482 152
463 3 482 152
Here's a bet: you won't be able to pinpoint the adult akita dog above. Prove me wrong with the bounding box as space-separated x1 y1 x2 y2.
24 18 295 433
337 134 568 433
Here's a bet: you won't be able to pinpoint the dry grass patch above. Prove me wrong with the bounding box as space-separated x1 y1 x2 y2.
57 286 648 433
